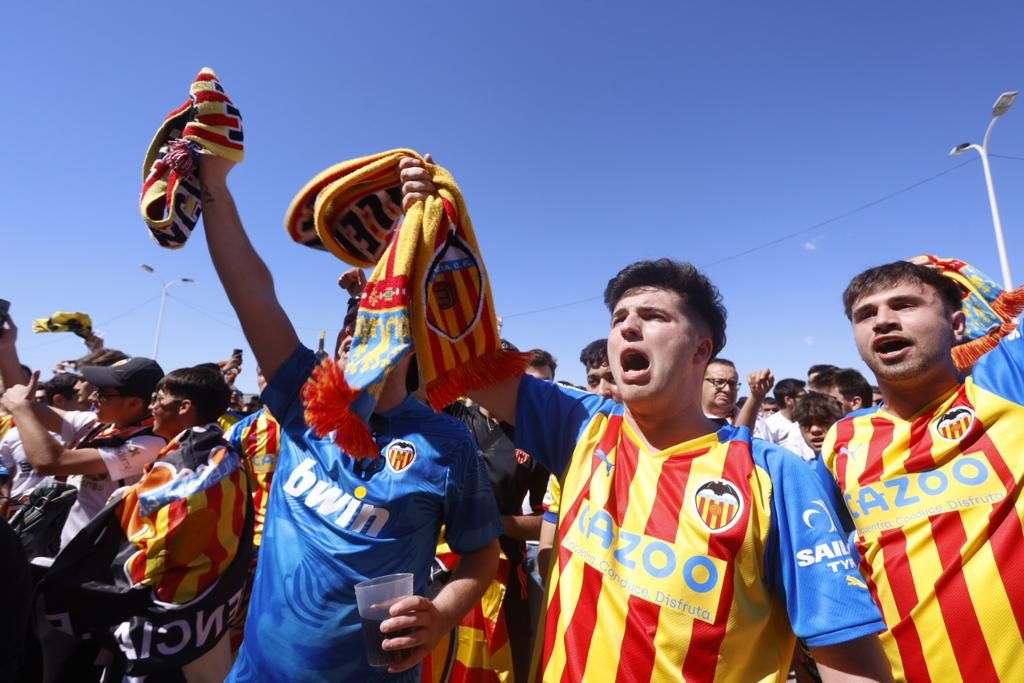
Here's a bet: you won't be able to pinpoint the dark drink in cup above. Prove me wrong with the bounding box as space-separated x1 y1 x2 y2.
360 615 412 667
355 573 415 668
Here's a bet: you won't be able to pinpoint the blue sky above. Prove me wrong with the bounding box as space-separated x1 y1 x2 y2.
4 2 1024 394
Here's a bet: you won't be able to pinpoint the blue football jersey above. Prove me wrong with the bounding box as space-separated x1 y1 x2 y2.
229 346 502 682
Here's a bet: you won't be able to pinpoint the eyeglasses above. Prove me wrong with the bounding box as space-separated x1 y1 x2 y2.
150 392 184 407
94 391 124 402
704 378 741 390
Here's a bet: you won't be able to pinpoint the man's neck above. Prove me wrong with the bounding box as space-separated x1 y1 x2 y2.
880 367 961 420
780 406 794 421
625 401 718 453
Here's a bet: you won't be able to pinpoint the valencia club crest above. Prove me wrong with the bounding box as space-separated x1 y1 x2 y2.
693 479 744 533
385 440 417 473
933 406 977 442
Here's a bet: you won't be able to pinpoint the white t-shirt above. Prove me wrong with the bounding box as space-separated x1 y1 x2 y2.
0 410 98 503
762 410 816 461
59 413 165 549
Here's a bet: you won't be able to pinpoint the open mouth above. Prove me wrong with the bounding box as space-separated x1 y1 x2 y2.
620 349 651 380
872 337 912 360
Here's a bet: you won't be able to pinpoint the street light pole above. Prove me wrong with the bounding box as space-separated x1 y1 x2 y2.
140 264 194 361
950 91 1019 290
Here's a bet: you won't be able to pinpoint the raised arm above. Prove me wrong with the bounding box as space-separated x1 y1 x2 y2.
198 156 299 382
737 368 773 432
0 317 30 390
399 156 522 422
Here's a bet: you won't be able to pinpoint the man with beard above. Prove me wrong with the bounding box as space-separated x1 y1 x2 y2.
818 260 1024 680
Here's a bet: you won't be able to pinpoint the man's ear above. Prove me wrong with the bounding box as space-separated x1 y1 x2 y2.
694 337 714 366
950 309 967 345
178 398 194 419
850 396 863 411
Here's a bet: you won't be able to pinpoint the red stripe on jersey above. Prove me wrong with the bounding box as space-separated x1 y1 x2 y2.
832 419 856 491
542 418 622 675
559 563 603 683
858 418 895 485
538 575 563 677
681 441 753 681
879 529 930 681
614 455 698 682
970 432 1024 641
608 435 640 527
928 512 999 680
904 410 939 472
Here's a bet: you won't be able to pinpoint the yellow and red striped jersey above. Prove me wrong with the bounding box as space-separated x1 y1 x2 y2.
517 377 884 683
226 408 280 547
823 333 1024 681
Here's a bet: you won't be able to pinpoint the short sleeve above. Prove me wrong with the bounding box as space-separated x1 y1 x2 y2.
443 439 503 555
971 330 1024 405
261 345 317 431
542 475 561 523
759 443 885 647
60 411 98 445
99 435 166 482
515 375 614 476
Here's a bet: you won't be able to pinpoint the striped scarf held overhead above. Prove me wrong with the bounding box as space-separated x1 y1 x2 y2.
140 67 244 249
285 150 529 457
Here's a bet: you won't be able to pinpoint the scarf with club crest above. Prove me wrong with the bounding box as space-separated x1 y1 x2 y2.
285 150 530 457
140 67 244 249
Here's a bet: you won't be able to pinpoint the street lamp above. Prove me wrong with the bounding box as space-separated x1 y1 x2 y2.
140 264 194 360
950 91 1019 290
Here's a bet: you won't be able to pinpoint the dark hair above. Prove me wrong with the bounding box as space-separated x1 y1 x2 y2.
793 392 844 429
44 373 79 404
75 348 129 368
19 364 32 377
773 378 806 404
156 364 231 425
762 396 778 407
500 339 520 353
808 368 837 392
842 261 964 320
833 368 873 408
604 259 727 357
807 364 838 379
707 357 735 369
579 339 609 370
529 349 557 376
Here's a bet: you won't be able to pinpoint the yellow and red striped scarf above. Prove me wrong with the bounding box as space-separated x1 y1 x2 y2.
141 67 244 249
286 150 529 457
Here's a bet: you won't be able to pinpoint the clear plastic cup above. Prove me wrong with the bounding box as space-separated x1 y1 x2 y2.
354 573 414 667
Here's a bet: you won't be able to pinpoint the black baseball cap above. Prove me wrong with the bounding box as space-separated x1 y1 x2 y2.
80 357 165 399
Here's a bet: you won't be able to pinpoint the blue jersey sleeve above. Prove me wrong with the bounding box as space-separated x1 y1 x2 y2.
971 329 1024 405
758 442 885 647
260 345 316 432
443 437 504 555
514 375 615 477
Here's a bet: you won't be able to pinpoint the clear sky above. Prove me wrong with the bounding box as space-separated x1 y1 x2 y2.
4 2 1024 395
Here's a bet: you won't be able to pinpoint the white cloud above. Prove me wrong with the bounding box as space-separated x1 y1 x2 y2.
804 336 816 346
802 241 817 251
